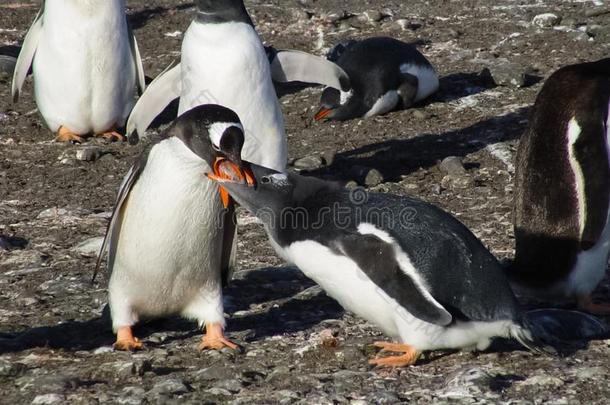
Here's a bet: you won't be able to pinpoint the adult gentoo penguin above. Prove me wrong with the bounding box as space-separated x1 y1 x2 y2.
315 37 439 121
208 163 604 366
126 0 348 171
11 0 145 143
512 58 610 315
94 104 254 351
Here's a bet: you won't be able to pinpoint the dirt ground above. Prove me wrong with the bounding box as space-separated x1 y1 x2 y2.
1 0 610 403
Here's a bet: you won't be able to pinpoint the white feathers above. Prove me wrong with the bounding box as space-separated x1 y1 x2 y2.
208 122 244 149
567 118 586 237
365 90 400 118
340 89 354 105
400 63 439 102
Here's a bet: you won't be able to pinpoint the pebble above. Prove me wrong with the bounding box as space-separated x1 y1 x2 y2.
568 31 590 41
75 146 102 162
532 13 561 28
441 174 474 190
31 394 65 405
293 155 324 171
149 379 189 396
193 364 234 381
349 166 384 187
213 379 243 393
485 60 527 87
0 359 26 377
439 156 466 175
520 374 564 388
72 236 104 257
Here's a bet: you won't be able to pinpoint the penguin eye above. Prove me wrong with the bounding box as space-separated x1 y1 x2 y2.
261 176 271 184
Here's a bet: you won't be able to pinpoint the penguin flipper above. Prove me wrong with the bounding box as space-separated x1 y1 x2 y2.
269 49 351 92
220 203 238 287
397 73 419 109
11 6 44 103
126 62 181 143
93 161 144 283
333 233 453 326
127 22 146 95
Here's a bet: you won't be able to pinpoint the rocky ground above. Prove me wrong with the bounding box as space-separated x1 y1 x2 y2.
1 0 610 403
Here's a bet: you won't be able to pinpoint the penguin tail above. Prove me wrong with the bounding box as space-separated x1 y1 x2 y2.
511 309 607 355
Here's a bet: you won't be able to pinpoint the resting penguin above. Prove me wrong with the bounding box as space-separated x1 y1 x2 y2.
314 37 439 121
208 163 605 366
93 104 255 351
512 58 610 315
126 0 349 171
11 0 145 143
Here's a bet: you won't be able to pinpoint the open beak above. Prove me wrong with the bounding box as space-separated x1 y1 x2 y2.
208 157 256 208
314 107 333 121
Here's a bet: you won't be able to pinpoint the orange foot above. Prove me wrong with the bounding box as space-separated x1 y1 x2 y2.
577 295 610 316
96 129 126 142
113 326 143 351
198 322 238 351
55 126 85 143
369 341 421 367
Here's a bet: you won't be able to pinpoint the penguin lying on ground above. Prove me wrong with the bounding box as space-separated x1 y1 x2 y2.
11 0 145 143
93 104 254 351
512 58 610 315
315 37 439 121
126 0 349 171
207 162 605 366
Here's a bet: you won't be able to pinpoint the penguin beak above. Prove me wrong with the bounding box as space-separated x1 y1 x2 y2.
209 157 256 208
314 107 333 121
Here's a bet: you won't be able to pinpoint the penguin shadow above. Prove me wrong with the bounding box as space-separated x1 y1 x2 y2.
435 72 491 103
307 107 530 183
128 4 195 30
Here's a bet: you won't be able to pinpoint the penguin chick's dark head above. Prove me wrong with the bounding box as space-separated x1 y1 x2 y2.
195 0 253 25
315 87 366 121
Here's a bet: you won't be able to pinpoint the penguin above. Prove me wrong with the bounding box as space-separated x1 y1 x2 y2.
93 104 254 351
11 0 145 143
314 37 439 121
512 58 610 315
125 0 349 171
207 162 605 366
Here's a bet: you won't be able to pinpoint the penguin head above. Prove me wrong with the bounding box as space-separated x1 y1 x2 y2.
195 0 253 25
315 87 366 121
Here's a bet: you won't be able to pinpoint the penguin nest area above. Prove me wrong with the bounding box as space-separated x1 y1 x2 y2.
1 0 610 403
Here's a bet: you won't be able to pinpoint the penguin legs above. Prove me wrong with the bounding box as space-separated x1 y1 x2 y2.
114 326 143 351
199 323 238 351
577 294 610 316
96 126 126 142
369 341 421 367
55 126 85 143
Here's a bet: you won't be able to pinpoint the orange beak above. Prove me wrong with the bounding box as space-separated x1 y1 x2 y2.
314 107 333 121
208 157 256 208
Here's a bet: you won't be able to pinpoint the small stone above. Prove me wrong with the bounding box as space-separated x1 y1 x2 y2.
205 387 232 396
149 379 189 396
532 13 561 28
213 379 243 394
366 391 399 404
411 110 427 120
93 346 114 355
276 390 300 403
361 10 382 23
32 394 65 405
350 401 369 405
293 155 324 171
75 146 102 162
487 60 527 88
439 156 466 175
0 359 26 377
34 375 81 392
72 236 104 257
193 364 234 381
396 19 423 30
345 180 359 189
441 174 474 190
349 166 384 187
520 374 564 387
322 150 336 166
568 30 590 41
570 366 606 380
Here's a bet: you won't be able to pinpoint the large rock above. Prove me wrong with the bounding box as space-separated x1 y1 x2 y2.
532 13 561 28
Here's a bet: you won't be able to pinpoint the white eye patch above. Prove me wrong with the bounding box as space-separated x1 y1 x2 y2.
270 173 289 185
340 89 354 105
209 122 244 148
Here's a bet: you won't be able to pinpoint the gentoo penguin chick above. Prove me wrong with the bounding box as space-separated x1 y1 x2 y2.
512 58 610 315
208 164 603 366
11 0 145 143
126 0 348 171
315 37 439 121
94 104 254 351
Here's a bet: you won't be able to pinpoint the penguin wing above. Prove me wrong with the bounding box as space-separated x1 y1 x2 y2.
93 161 143 282
220 203 238 287
333 233 453 326
127 22 146 95
11 6 44 103
268 48 351 91
126 61 181 142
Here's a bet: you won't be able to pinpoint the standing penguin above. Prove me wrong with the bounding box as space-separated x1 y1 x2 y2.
125 0 349 171
314 37 439 121
94 104 254 351
512 59 610 315
208 163 604 366
11 0 145 143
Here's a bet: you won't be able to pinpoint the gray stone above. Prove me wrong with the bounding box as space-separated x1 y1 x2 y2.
366 390 399 404
31 394 65 405
520 374 564 387
360 10 382 23
0 359 26 377
486 60 527 88
441 174 474 190
293 155 324 171
439 156 466 175
349 166 384 187
149 379 189 396
72 237 104 257
206 387 232 396
532 13 561 28
568 30 590 41
440 366 493 398
193 364 234 381
33 375 81 392
213 378 243 393
322 150 336 166
75 146 102 162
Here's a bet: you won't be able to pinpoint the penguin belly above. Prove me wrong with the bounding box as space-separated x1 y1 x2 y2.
108 138 225 328
179 21 287 171
33 1 136 134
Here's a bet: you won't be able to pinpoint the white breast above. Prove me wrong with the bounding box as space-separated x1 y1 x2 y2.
110 138 225 317
33 0 136 134
179 21 287 171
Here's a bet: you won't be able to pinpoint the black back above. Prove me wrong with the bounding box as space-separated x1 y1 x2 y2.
513 59 610 287
195 0 254 26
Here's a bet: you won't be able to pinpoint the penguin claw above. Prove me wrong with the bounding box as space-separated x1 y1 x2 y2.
369 341 420 367
198 336 239 351
55 127 85 144
97 130 126 142
113 338 144 351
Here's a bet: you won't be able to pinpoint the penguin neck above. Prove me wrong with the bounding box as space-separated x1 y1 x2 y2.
196 6 254 27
